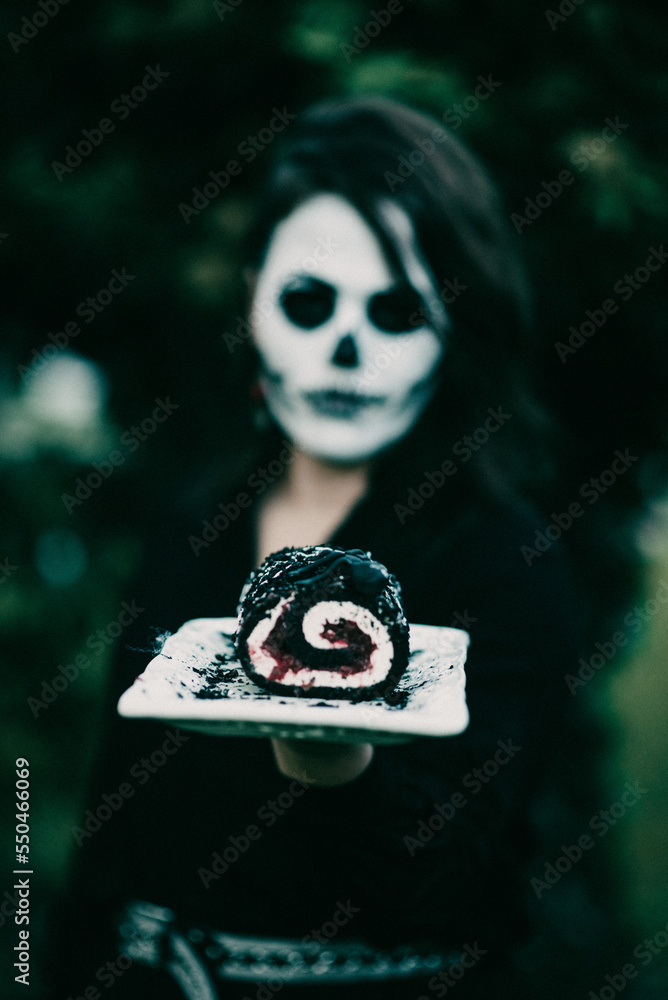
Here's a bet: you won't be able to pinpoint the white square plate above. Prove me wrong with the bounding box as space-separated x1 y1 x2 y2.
117 617 469 744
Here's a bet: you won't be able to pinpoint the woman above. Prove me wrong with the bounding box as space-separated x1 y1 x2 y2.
49 97 585 998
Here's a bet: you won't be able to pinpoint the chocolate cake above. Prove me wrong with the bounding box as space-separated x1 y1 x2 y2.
234 546 410 700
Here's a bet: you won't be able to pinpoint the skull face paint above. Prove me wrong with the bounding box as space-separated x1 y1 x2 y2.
250 193 448 464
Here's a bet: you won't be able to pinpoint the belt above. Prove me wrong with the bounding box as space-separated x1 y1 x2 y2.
118 900 461 997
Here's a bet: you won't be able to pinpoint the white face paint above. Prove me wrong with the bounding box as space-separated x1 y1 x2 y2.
250 193 448 464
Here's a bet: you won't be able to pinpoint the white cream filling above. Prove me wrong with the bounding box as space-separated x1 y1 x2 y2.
246 595 294 676
246 596 393 689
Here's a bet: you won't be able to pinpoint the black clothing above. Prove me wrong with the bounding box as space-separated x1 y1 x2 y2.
48 474 583 999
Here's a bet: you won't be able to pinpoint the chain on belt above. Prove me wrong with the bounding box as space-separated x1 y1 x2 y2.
118 899 460 996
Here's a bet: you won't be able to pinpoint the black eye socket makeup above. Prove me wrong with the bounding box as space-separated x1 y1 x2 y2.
279 277 336 329
279 277 427 334
367 284 425 334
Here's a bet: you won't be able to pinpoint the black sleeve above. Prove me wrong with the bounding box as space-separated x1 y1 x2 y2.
43 505 249 995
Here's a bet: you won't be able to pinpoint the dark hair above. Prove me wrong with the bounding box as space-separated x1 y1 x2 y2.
239 95 553 505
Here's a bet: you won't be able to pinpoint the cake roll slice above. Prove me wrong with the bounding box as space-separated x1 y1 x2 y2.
234 546 410 700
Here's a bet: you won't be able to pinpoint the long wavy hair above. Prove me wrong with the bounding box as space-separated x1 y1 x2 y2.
212 97 642 636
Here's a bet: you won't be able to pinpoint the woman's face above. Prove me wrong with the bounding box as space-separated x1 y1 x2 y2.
250 193 446 464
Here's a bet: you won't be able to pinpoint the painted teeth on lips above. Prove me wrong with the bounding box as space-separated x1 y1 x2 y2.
304 389 384 417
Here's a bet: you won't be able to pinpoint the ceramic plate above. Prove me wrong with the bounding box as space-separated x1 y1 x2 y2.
117 617 469 744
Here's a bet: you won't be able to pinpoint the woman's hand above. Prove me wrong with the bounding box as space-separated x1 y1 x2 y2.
270 737 374 787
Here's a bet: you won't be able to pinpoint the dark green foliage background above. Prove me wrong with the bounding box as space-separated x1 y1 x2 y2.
1 0 667 996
